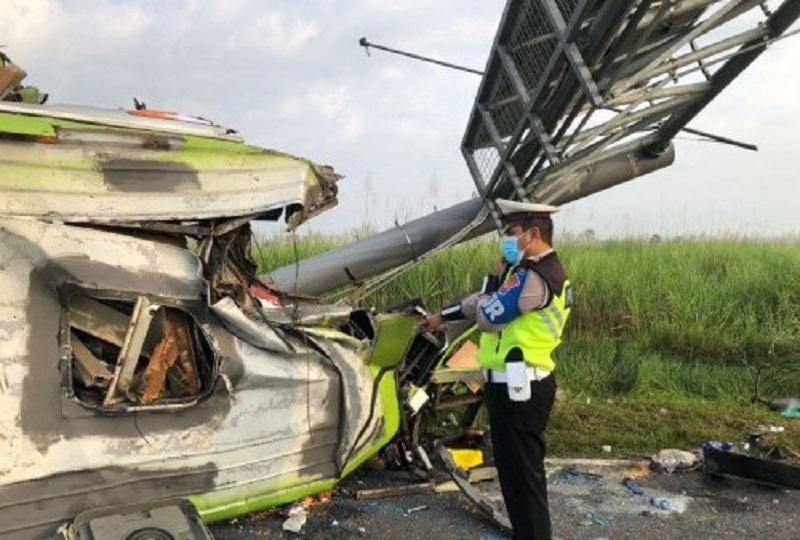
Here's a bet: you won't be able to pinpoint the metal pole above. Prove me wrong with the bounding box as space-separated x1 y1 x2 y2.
358 37 484 76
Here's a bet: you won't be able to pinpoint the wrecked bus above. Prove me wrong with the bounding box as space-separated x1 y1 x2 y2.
3 0 800 536
0 98 420 538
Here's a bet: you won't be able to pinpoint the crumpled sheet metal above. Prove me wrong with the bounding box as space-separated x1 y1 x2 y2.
0 107 341 228
212 297 294 354
0 217 388 503
137 310 198 404
256 302 355 328
0 217 205 300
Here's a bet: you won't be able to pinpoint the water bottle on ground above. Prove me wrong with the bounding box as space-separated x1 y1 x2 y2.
650 497 672 511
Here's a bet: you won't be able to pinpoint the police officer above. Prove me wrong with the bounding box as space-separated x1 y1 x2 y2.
424 199 572 540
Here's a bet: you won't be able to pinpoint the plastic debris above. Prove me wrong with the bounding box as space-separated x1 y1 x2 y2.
769 397 800 418
578 511 595 527
703 441 734 452
755 424 785 433
550 467 603 485
650 449 698 472
448 448 484 470
649 496 687 513
780 405 800 419
622 477 645 495
650 497 672 510
480 532 510 540
405 504 429 515
601 445 612 453
576 511 611 527
281 503 307 534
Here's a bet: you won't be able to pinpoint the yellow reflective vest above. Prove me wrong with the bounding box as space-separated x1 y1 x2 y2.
477 253 572 371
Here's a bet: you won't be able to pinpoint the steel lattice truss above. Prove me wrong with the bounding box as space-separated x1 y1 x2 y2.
462 0 800 213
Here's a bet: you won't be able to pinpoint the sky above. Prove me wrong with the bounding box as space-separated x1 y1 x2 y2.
2 0 799 239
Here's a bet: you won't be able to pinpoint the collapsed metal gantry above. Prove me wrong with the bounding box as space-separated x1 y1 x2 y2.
461 0 800 224
270 0 800 297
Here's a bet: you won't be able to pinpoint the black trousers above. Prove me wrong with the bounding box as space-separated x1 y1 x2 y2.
485 374 557 540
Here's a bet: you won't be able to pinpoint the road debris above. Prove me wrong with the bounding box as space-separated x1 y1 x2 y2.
355 482 434 500
468 466 498 483
622 477 645 496
549 467 603 485
281 503 307 534
650 449 699 473
448 448 484 470
405 504 429 515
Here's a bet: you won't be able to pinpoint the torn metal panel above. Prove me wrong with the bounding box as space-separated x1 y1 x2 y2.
0 107 341 228
211 297 294 354
136 310 199 405
0 101 242 140
165 311 200 399
0 212 403 538
137 322 179 404
0 138 332 225
256 302 358 328
104 296 157 405
68 295 135 350
70 332 113 389
0 217 206 299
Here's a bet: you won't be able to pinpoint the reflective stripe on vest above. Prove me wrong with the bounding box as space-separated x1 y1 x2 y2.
478 279 571 371
537 302 564 339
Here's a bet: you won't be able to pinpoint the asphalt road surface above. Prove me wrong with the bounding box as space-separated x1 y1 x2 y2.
210 459 799 539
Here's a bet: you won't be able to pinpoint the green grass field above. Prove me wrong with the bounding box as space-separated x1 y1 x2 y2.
256 236 800 456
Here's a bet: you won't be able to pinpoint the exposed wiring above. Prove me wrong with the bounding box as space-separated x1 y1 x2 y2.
132 411 152 446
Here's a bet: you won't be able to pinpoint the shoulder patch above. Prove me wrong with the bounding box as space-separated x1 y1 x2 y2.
498 272 521 294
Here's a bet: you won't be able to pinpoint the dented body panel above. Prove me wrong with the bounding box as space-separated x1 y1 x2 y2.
0 104 340 227
0 105 407 538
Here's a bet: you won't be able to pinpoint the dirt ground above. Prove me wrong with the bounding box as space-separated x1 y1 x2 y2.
209 458 799 539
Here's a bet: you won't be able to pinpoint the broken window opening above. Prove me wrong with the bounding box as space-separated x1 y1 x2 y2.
201 224 260 307
64 291 217 412
342 309 376 341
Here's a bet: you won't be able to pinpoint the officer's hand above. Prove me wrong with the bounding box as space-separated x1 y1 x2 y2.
420 313 444 332
492 257 507 277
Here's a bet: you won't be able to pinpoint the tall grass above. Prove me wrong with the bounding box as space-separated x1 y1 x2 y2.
556 239 800 401
255 236 800 403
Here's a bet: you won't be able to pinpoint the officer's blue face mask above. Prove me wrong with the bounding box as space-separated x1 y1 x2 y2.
502 236 522 265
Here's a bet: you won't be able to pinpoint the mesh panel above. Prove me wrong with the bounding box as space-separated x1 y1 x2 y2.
509 2 559 93
462 0 783 204
487 69 524 138
473 146 501 187
556 0 581 21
